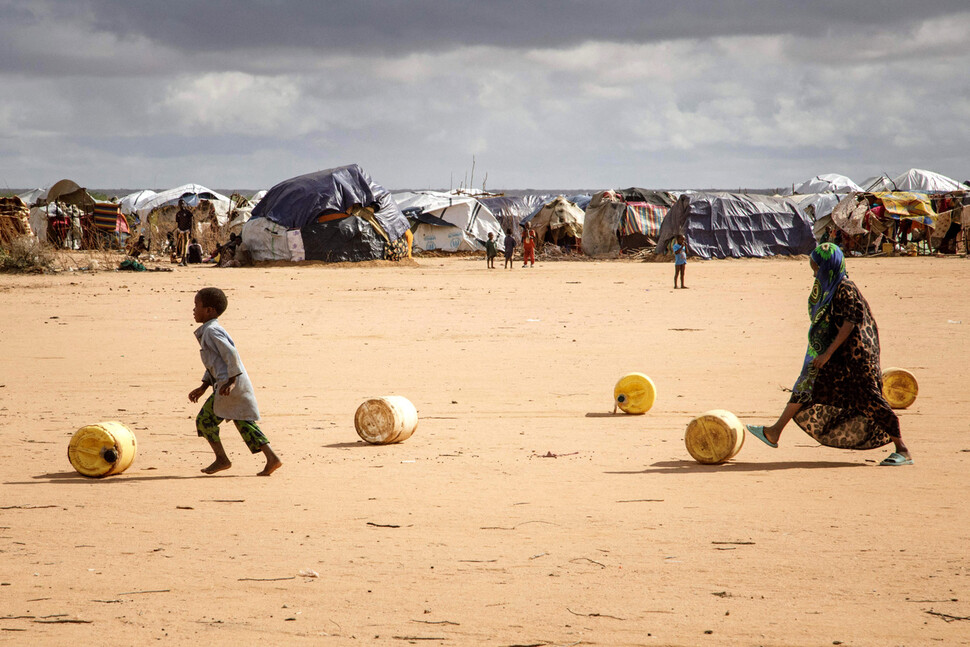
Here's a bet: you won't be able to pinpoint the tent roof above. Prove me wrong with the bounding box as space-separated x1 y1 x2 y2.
44 179 96 209
792 174 862 194
119 189 157 215
134 183 232 224
252 164 407 241
893 168 966 192
16 188 45 206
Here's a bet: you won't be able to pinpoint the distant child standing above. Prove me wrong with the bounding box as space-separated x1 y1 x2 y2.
673 234 688 289
522 224 537 268
485 232 498 269
503 228 516 269
189 287 282 476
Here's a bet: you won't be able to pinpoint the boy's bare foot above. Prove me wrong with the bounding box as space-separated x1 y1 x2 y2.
202 459 232 474
257 457 282 476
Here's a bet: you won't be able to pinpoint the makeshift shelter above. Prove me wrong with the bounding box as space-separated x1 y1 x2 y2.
791 174 862 195
0 196 32 247
16 188 45 207
34 180 100 248
619 202 668 249
861 175 896 192
892 168 966 193
788 193 842 238
135 184 231 225
581 190 626 257
527 196 584 248
394 190 504 253
245 164 408 262
118 189 157 216
655 192 815 259
84 202 130 247
828 191 946 255
480 195 548 242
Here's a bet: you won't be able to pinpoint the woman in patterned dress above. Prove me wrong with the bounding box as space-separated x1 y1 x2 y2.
746 242 913 466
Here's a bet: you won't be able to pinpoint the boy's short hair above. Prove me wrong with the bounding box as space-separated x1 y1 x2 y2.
196 287 228 316
506 228 512 235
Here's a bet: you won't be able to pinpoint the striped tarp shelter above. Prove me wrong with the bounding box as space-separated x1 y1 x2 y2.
620 202 667 237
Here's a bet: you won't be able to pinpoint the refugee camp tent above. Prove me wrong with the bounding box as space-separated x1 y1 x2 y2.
119 189 157 216
527 196 584 248
792 174 862 194
861 175 896 192
655 192 815 259
42 179 96 210
581 190 626 257
480 195 548 241
16 188 45 207
892 168 966 192
135 184 232 224
394 190 504 252
789 193 842 237
566 194 592 211
0 197 31 247
245 164 408 262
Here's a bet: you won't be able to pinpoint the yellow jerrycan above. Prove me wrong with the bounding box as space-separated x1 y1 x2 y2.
68 421 137 477
613 373 656 414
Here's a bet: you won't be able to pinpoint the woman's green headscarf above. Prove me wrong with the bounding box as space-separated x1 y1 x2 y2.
792 242 847 399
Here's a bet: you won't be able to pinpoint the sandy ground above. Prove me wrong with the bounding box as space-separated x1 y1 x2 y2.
1 254 969 647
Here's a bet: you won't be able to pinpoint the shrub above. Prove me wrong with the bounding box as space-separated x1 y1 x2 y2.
0 235 56 272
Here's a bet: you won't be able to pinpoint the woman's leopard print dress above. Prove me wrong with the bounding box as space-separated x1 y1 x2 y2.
790 279 899 449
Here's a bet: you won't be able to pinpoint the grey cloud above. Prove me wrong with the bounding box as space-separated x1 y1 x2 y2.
5 0 969 76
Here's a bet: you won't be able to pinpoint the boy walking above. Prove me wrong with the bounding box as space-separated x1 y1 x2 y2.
189 287 282 476
485 232 498 269
673 234 688 289
503 228 516 269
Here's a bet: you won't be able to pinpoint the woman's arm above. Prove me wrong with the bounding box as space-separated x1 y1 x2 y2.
812 320 855 369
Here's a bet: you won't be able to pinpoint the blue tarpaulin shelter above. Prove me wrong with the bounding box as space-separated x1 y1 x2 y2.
248 164 408 262
655 192 815 259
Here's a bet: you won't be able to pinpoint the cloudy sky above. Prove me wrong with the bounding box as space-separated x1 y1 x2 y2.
2 0 968 192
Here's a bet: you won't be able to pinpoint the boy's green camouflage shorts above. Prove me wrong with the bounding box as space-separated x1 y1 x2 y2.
196 395 268 453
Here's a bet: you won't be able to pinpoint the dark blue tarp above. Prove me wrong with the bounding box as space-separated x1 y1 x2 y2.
655 192 815 259
251 164 408 241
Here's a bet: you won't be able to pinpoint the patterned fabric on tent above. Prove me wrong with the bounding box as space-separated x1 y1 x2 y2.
620 202 667 237
873 192 936 225
92 202 129 233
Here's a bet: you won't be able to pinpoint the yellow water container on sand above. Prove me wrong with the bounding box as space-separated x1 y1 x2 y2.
614 373 656 414
684 410 745 465
882 368 918 409
355 396 418 445
68 421 137 477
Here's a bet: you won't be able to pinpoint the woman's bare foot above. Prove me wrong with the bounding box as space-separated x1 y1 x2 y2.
202 459 232 474
257 457 282 476
762 426 781 445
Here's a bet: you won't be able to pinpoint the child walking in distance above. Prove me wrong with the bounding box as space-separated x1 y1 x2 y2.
485 232 498 269
189 287 282 476
522 224 537 267
673 234 687 289
503 229 516 269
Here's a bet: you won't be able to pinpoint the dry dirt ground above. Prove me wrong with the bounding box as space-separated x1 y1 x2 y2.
1 254 968 646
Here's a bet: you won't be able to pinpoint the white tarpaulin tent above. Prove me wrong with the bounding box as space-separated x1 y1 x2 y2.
892 168 966 192
134 184 232 224
394 191 505 252
792 174 862 194
17 188 46 206
118 189 157 216
788 193 842 237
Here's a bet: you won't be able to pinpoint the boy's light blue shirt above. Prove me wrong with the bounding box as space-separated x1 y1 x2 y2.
194 318 260 421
